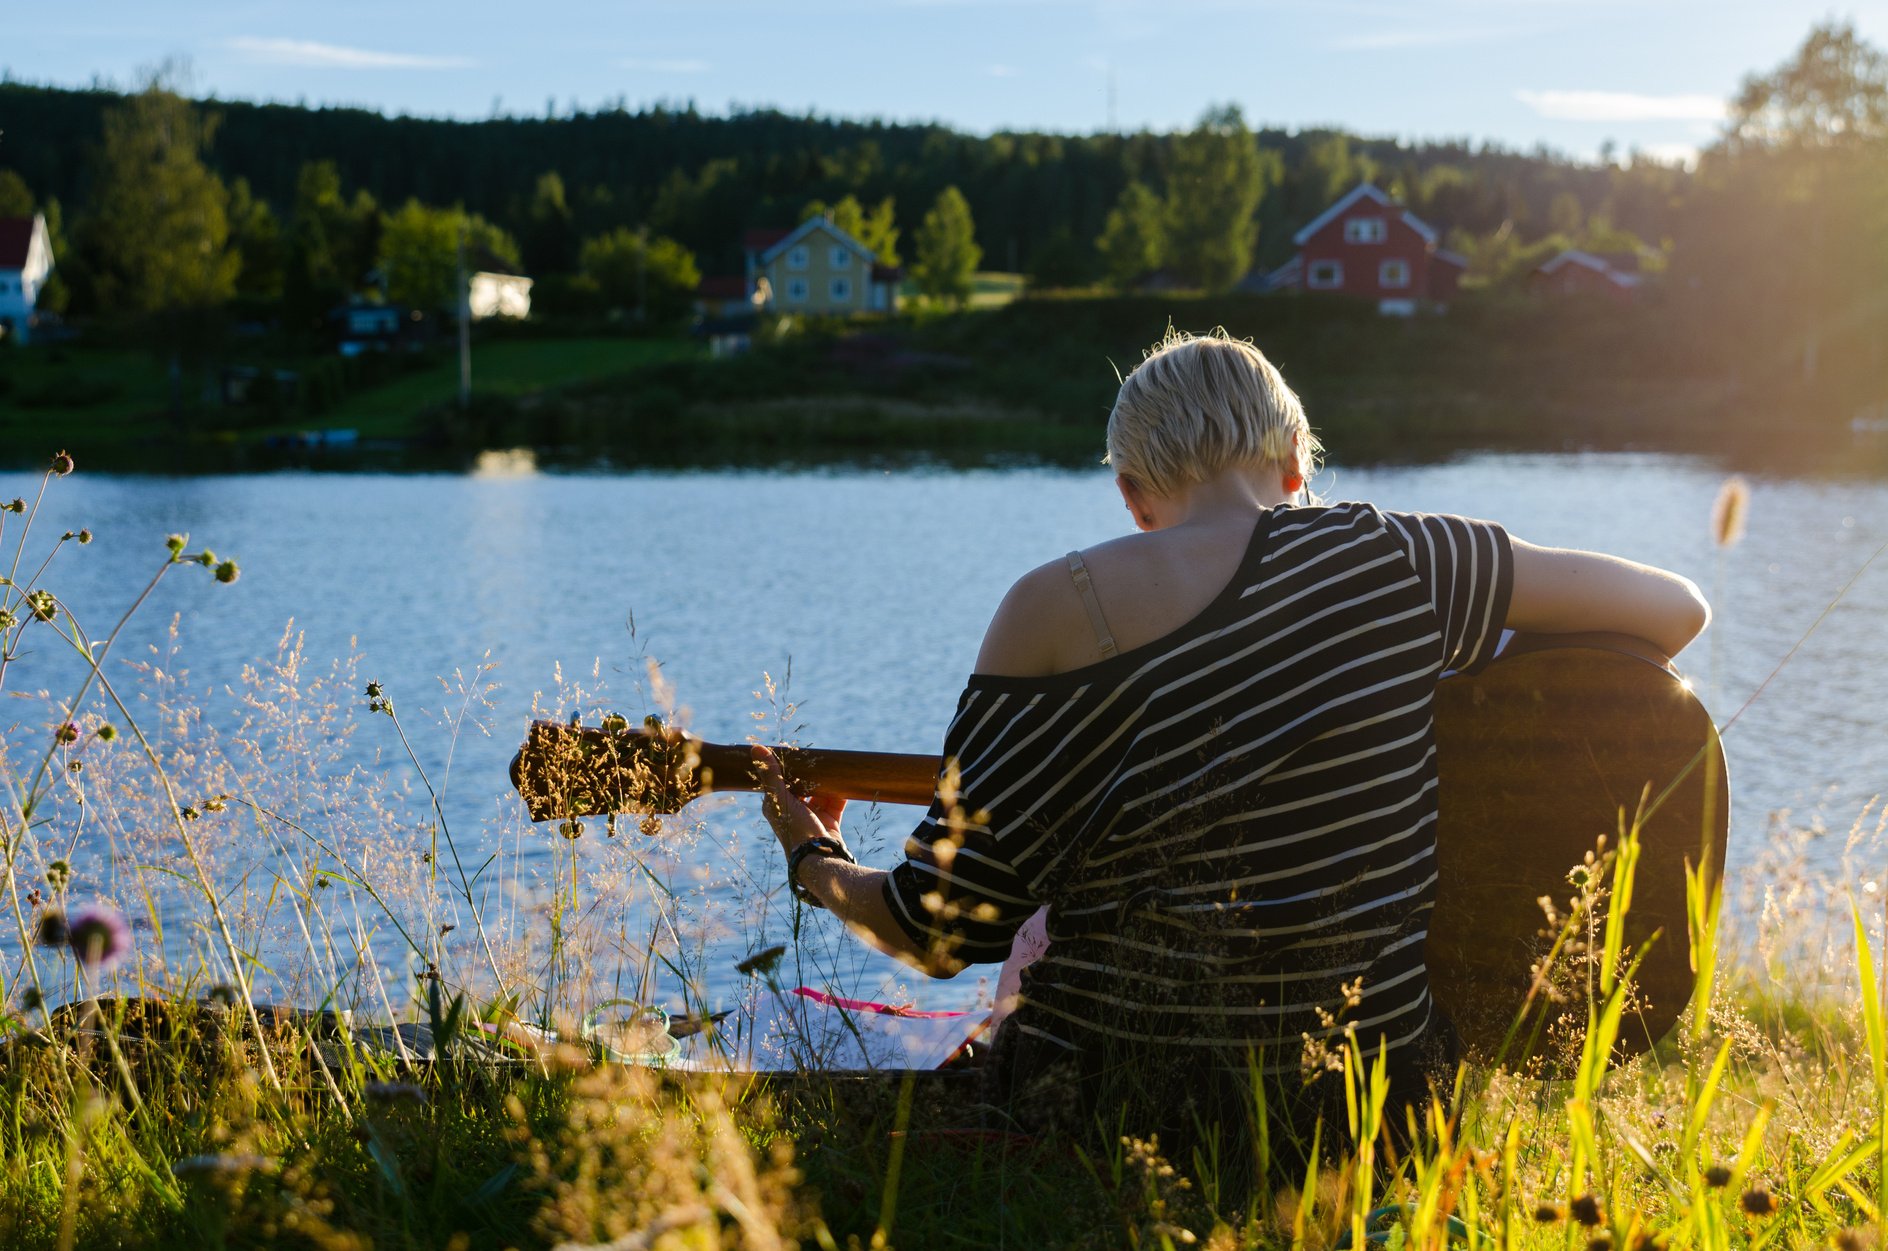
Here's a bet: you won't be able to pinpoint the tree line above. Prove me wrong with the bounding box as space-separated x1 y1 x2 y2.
0 18 1884 391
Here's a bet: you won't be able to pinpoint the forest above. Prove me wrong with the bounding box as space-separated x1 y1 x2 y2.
0 20 1885 460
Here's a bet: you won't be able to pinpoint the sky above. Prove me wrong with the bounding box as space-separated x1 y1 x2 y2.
8 1 1887 164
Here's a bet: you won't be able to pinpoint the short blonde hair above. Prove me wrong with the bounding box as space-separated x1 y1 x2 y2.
1104 327 1321 499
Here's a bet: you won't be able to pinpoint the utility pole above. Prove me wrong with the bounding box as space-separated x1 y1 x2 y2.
456 223 471 409
636 225 648 324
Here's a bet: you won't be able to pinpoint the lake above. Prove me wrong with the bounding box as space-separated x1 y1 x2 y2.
7 451 1886 1018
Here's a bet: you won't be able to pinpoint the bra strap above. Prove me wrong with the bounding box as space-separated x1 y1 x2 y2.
1065 551 1119 659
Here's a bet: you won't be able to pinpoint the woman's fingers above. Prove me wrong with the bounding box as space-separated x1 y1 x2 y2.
751 745 847 843
805 792 847 832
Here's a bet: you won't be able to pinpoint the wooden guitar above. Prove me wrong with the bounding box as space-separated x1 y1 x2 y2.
510 632 1727 1062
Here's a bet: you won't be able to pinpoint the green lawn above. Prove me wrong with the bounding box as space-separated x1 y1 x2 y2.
0 347 174 448
320 336 701 436
0 337 705 452
898 271 1028 312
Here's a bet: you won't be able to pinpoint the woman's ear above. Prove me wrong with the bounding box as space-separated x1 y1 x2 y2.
1116 474 1159 532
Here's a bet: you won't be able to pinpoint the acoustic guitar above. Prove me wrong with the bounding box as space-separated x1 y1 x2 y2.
510 632 1727 1063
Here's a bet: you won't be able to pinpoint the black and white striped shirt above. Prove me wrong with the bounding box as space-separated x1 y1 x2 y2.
884 502 1512 1073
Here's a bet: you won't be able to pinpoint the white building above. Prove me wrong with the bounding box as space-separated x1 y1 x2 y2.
469 270 533 320
0 214 54 345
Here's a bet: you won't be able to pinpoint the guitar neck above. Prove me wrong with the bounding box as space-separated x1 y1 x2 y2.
692 740 941 808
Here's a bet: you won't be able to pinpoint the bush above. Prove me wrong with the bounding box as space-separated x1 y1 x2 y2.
16 373 124 408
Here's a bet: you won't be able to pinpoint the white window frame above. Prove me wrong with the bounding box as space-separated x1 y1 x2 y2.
1379 259 1410 289
787 246 809 271
829 277 852 302
1307 259 1344 290
1345 217 1387 244
786 277 809 303
830 245 852 268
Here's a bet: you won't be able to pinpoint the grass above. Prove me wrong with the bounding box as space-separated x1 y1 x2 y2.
0 348 174 445
3 458 1888 1250
0 336 704 459
317 337 701 437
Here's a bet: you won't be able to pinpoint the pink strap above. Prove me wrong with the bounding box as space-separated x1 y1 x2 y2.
792 986 971 1019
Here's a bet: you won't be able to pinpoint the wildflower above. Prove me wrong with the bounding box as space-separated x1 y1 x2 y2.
1630 1235 1668 1251
197 550 216 567
1739 1188 1777 1217
45 860 70 888
27 590 56 621
51 450 74 476
178 805 200 822
34 909 68 947
736 945 786 978
54 722 78 745
77 528 91 544
166 533 187 557
1711 476 1750 549
96 723 116 742
6 498 24 513
1704 1164 1731 1188
1834 1229 1866 1251
1570 1194 1604 1226
21 987 42 1012
214 559 239 584
1587 1238 1613 1251
66 904 132 970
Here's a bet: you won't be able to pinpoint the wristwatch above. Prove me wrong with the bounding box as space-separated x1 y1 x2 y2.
786 836 855 908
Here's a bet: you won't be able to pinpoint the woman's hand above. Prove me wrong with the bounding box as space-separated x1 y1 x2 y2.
750 745 963 978
751 745 848 855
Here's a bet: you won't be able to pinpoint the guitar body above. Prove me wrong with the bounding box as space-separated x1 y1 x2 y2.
1430 634 1726 1060
513 633 1727 1065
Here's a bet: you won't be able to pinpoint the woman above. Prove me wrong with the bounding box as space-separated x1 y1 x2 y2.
755 328 1708 1157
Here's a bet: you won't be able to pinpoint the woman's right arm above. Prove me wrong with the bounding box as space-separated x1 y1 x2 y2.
1507 537 1711 659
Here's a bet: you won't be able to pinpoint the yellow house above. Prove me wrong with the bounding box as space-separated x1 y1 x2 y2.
743 217 900 317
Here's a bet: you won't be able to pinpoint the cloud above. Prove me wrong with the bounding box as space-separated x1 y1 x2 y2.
619 57 711 73
1332 27 1521 50
985 63 1018 78
1516 89 1725 122
227 37 474 70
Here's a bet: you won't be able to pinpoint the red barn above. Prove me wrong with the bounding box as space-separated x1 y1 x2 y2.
1262 183 1463 314
1527 250 1646 303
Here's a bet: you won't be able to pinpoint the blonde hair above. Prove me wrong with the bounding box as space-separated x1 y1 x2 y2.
1104 327 1321 499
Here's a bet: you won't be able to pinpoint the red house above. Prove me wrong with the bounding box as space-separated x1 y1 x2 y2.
1261 183 1464 314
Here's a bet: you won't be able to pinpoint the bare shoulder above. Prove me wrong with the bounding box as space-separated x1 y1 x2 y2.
973 556 1090 678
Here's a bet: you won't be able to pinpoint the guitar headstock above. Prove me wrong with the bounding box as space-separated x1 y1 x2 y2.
509 717 708 823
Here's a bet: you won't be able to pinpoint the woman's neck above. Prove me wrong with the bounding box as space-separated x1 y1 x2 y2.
1165 463 1294 528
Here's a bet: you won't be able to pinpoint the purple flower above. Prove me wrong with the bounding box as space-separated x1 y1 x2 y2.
66 904 131 970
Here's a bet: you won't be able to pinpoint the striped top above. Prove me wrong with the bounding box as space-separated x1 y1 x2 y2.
883 502 1513 1074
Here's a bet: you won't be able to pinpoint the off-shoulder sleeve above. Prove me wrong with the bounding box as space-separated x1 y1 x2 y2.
1378 509 1513 673
881 683 1062 966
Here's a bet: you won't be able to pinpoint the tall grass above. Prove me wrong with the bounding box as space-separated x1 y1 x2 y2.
2 453 1887 1249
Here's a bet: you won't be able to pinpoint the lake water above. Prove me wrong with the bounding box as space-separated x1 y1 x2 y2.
7 451 1887 1017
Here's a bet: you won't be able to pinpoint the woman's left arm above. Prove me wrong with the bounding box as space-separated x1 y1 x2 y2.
752 746 959 976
